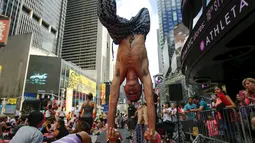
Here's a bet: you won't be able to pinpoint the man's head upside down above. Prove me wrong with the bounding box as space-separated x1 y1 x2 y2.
124 68 142 102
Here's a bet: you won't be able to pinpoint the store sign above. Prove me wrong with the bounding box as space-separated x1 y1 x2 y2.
181 0 232 61
181 0 252 69
24 93 37 100
200 0 250 50
0 15 10 47
68 70 96 96
8 98 17 104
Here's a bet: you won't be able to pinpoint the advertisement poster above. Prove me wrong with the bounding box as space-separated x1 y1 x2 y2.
4 104 16 114
0 15 10 47
68 70 96 96
99 84 106 105
25 55 61 94
7 98 17 104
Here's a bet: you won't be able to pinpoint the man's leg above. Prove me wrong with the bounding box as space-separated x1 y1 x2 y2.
126 119 134 139
130 129 134 137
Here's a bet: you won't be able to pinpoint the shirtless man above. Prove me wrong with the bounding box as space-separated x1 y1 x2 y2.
98 0 157 142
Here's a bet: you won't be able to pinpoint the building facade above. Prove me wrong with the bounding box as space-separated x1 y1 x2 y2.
62 0 114 83
0 0 67 56
171 23 189 72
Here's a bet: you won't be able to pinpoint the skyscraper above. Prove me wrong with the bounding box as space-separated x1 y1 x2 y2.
0 0 67 56
157 0 182 75
62 0 98 70
157 29 163 73
62 0 114 82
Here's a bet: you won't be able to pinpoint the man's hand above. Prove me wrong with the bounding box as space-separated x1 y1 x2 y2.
106 127 120 143
144 128 158 143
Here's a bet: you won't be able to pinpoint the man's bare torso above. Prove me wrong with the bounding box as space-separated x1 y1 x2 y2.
117 35 148 79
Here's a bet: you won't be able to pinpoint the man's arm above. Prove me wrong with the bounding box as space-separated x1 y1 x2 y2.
141 58 155 130
191 106 204 112
93 103 97 119
108 60 124 128
183 105 190 113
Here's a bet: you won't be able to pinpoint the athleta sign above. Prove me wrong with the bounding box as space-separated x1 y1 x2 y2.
200 0 250 51
181 0 253 64
181 0 232 61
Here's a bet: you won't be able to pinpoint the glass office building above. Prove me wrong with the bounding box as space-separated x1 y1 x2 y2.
157 0 182 75
0 0 67 56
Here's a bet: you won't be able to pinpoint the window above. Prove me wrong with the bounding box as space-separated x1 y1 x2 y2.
51 28 57 35
32 14 40 22
42 20 49 29
173 11 177 21
22 6 30 15
171 0 176 7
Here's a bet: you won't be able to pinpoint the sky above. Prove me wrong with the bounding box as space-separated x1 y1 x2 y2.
113 0 159 78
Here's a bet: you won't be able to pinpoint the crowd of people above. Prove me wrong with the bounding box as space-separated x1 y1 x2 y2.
0 93 101 143
115 77 255 142
157 77 255 142
1 78 255 143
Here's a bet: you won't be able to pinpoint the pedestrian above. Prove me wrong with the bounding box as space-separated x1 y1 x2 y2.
126 101 136 140
10 111 44 143
80 93 97 133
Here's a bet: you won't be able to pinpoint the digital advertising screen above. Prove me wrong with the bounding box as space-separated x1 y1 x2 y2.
25 55 61 94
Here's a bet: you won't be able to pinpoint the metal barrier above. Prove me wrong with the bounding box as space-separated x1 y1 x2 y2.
239 105 255 143
181 108 244 143
192 134 228 143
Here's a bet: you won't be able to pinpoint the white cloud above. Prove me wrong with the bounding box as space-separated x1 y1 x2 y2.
113 0 159 78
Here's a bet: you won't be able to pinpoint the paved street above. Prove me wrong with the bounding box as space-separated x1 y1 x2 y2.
94 129 130 143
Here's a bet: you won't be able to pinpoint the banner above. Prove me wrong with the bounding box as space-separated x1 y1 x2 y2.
0 15 10 47
4 104 16 114
99 84 106 105
8 98 17 104
25 55 61 94
68 70 96 96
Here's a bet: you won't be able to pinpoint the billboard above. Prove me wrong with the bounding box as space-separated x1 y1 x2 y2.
68 70 96 96
0 15 10 47
25 55 61 94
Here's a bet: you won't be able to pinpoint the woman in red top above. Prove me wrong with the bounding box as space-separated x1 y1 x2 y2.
215 86 236 108
214 86 236 123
